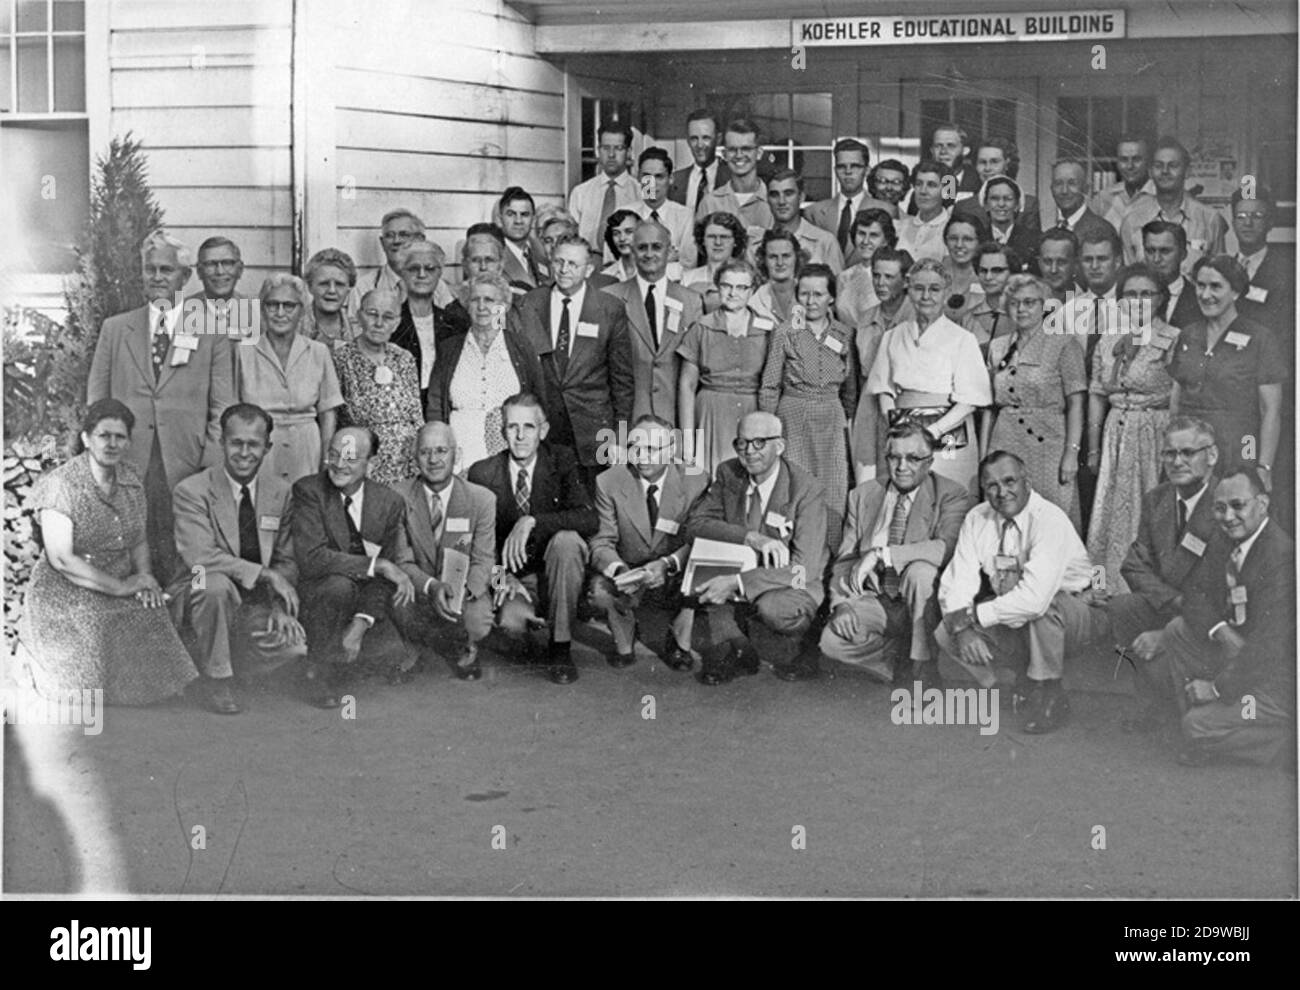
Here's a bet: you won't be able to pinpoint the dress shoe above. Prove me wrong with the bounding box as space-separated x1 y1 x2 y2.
606 649 637 669
1176 744 1214 767
547 642 579 684
1021 684 1070 734
697 639 757 686
204 679 241 715
452 646 483 681
660 634 694 672
774 650 821 682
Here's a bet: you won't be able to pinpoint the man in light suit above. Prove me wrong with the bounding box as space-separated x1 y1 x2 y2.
601 220 704 429
88 228 236 584
588 415 710 670
172 403 306 714
516 234 635 492
821 425 974 686
685 412 830 685
805 138 895 259
669 109 731 212
292 426 420 708
393 422 497 681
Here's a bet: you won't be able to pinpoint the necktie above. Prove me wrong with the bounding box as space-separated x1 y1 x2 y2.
342 495 365 555
998 518 1020 556
881 492 910 597
426 486 444 544
598 178 617 246
645 283 658 349
650 209 660 223
837 199 853 254
1176 499 1188 539
515 467 531 516
152 309 170 378
1227 546 1245 624
555 295 571 375
646 483 659 529
238 485 260 564
745 486 763 532
695 170 709 212
1056 216 1070 231
523 244 538 284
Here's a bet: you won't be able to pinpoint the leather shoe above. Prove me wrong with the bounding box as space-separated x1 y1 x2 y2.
606 650 636 669
660 634 694 672
697 639 757 686
204 679 241 715
1021 685 1070 734
451 645 482 681
548 643 579 685
774 651 821 682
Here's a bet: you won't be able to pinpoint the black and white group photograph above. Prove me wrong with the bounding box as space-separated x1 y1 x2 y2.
1 0 1296 920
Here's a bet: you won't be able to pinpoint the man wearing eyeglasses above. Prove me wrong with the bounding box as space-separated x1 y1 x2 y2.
1156 464 1294 766
569 120 642 265
936 451 1100 733
392 422 496 682
588 415 710 671
344 208 457 322
805 139 896 259
820 424 974 686
696 118 774 239
187 236 248 337
1105 418 1220 732
684 412 829 685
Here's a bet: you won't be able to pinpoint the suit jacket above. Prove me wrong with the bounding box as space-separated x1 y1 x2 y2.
1119 479 1220 614
600 278 704 428
1058 207 1118 250
425 327 547 424
391 299 470 407
172 465 298 592
1181 519 1295 704
685 457 830 606
466 444 598 574
516 285 635 468
393 475 496 602
1166 281 1202 331
590 462 711 573
291 472 418 582
828 473 974 605
501 241 547 289
669 159 731 207
805 194 899 247
1237 244 1296 340
87 304 235 487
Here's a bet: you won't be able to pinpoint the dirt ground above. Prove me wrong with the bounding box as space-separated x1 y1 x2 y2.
4 621 1296 898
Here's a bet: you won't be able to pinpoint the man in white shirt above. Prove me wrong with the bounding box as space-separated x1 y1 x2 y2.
805 138 896 258
569 119 642 264
766 169 844 273
1091 136 1157 234
697 117 773 236
669 109 731 212
633 146 695 271
936 451 1104 733
1120 136 1227 271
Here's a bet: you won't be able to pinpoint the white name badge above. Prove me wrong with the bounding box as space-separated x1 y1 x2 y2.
577 321 600 338
654 517 680 535
666 310 681 333
259 515 280 531
765 511 789 530
171 334 201 351
663 296 683 312
1149 333 1174 351
1246 285 1269 304
446 517 470 533
1229 585 1248 605
1223 331 1251 349
1180 532 1207 556
994 555 1019 571
752 317 774 331
510 285 527 296
170 348 191 366
363 539 382 558
823 335 844 354
1189 239 1207 253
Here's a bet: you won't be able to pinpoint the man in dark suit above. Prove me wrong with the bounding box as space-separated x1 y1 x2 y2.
1142 221 1200 329
1049 160 1118 249
393 422 497 681
929 123 981 198
172 403 306 714
601 220 704 428
467 393 598 684
589 415 710 670
821 424 974 686
1105 418 1220 730
498 186 548 289
669 108 731 212
291 426 420 708
88 229 236 584
685 411 830 685
1158 464 1295 766
517 234 634 492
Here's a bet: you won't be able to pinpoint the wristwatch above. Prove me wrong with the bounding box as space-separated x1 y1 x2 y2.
661 556 681 577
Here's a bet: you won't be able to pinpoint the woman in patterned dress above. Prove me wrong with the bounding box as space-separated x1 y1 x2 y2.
301 247 360 352
750 229 803 325
239 274 345 487
676 259 773 475
1085 264 1181 590
835 208 895 327
334 287 423 485
426 273 546 475
758 263 858 541
682 212 748 313
982 273 1088 530
22 399 198 705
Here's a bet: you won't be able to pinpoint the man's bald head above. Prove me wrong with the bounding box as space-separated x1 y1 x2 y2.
740 411 783 437
735 411 785 482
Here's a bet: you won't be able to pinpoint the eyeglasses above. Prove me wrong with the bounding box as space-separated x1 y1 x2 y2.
551 259 586 271
325 452 359 465
1213 498 1260 514
733 436 781 453
885 454 934 467
361 308 401 324
1160 444 1213 461
1009 297 1045 309
403 264 441 274
629 442 673 455
381 230 421 244
717 282 753 293
199 259 241 271
263 301 300 313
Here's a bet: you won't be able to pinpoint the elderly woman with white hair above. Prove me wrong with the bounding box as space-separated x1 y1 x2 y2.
301 247 360 350
238 273 345 486
866 257 991 493
391 239 470 410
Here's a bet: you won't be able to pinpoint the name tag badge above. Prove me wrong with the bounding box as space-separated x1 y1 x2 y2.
1223 331 1251 349
510 285 527 296
171 334 200 351
1150 333 1174 351
362 538 382 558
1180 532 1207 556
765 511 788 530
666 310 681 333
259 515 280 531
576 321 600 338
446 517 470 533
752 317 774 331
654 517 680 535
170 348 191 366
823 335 844 354
1229 585 1248 605
1246 285 1269 304
1189 239 1207 253
663 296 683 313
994 554 1018 571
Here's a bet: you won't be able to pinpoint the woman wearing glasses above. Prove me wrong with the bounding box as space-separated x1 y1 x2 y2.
391 240 470 411
682 211 748 312
333 288 423 485
676 260 772 474
759 263 858 539
959 243 1020 359
750 229 804 325
940 214 989 320
1169 255 1285 490
239 274 344 486
867 259 991 494
1085 264 1182 589
427 274 546 475
835 208 895 327
982 273 1088 529
301 248 360 350
979 176 1040 270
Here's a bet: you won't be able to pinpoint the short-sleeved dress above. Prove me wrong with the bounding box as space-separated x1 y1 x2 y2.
675 309 773 476
237 333 345 486
446 330 522 474
1168 315 1287 466
1086 320 1180 591
988 327 1088 530
759 317 859 541
334 341 424 485
21 454 198 704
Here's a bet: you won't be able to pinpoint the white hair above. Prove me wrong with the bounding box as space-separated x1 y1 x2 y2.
139 228 192 267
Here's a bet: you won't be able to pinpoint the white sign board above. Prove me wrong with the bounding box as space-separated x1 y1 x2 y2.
793 10 1125 46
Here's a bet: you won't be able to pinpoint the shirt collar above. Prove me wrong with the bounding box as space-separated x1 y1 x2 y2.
748 465 781 507
1180 479 1209 517
553 282 586 309
1058 203 1088 228
148 299 183 334
225 470 256 504
1234 518 1268 564
635 273 668 295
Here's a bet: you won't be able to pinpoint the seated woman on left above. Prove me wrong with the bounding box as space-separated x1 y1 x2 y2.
21 399 198 705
